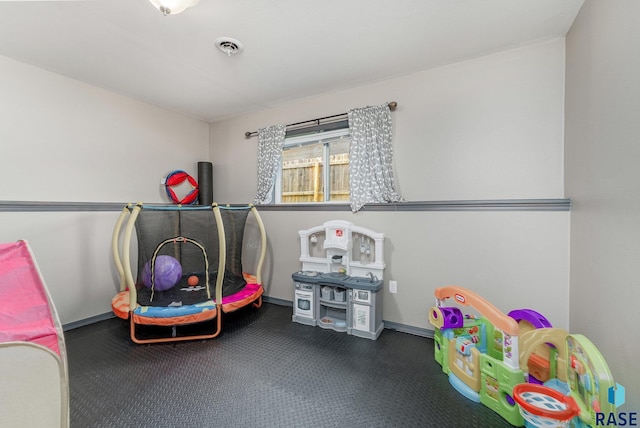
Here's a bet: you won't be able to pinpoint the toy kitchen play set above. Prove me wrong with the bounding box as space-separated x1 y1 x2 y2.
292 220 385 340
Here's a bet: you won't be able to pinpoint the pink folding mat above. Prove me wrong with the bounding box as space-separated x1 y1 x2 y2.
0 240 62 355
0 240 68 428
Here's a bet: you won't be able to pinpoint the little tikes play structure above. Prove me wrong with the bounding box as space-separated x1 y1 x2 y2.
112 202 266 344
429 285 617 427
0 241 69 428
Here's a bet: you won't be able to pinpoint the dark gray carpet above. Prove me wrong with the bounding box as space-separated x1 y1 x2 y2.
65 303 514 427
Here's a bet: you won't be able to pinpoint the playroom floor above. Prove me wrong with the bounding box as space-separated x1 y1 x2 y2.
65 302 515 428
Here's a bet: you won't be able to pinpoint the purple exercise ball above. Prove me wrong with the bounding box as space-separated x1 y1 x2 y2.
142 255 182 291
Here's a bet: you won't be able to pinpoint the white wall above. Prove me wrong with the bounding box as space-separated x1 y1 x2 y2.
565 0 640 409
210 39 570 331
0 54 210 324
212 38 566 202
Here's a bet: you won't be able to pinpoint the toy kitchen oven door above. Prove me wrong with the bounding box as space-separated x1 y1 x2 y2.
293 281 316 326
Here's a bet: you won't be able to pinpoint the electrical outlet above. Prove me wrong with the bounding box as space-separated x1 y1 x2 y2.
389 280 397 294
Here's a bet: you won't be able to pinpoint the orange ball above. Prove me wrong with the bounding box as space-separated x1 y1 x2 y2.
187 275 199 286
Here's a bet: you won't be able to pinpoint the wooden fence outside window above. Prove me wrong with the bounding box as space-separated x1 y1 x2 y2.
281 154 349 202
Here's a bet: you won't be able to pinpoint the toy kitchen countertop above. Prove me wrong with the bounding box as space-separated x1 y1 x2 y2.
291 271 383 292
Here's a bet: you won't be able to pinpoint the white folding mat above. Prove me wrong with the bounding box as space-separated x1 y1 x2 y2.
0 240 69 428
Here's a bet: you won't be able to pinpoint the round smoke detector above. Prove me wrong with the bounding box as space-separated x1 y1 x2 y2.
215 37 244 56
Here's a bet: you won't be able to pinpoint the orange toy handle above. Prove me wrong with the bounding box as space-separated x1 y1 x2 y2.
434 285 519 336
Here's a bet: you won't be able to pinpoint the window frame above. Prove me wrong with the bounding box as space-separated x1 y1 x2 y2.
274 127 351 204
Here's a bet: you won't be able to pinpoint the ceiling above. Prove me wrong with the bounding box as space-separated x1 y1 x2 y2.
0 0 584 123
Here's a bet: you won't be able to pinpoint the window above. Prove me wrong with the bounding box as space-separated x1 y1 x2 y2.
275 127 350 203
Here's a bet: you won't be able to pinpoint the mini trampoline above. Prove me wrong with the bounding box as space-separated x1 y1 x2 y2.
111 202 267 344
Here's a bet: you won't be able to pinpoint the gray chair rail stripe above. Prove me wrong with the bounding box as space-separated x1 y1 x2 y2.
0 199 570 212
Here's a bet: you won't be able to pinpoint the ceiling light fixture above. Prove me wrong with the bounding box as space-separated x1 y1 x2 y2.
148 0 200 16
215 37 244 56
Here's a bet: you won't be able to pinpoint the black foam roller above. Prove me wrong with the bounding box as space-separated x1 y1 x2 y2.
197 161 213 205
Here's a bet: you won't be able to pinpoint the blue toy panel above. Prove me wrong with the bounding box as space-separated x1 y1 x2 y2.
134 300 215 318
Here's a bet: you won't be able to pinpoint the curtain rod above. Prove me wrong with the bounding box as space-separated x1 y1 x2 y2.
244 101 397 138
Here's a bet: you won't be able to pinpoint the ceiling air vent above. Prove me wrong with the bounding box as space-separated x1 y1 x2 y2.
215 37 244 56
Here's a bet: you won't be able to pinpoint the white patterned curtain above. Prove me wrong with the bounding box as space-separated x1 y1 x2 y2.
253 124 286 204
348 103 403 212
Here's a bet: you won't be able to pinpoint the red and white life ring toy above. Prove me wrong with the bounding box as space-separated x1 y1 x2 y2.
164 170 199 205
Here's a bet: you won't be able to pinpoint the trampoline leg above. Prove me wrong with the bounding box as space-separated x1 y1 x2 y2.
252 295 263 309
129 310 223 344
